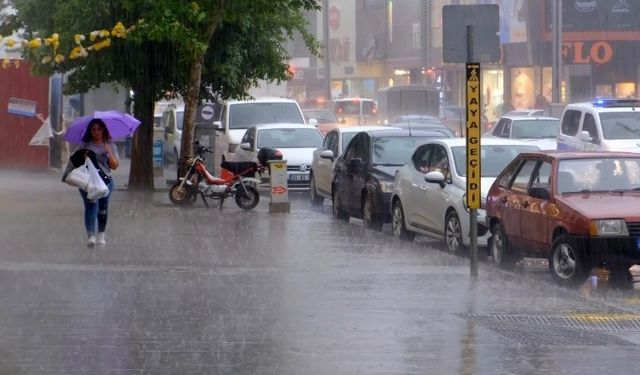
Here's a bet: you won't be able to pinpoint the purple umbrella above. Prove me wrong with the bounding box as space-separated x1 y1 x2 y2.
63 110 142 144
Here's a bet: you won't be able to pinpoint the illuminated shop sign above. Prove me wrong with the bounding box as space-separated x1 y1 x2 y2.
562 41 613 64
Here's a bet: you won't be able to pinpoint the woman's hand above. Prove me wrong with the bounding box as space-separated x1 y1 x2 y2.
104 144 119 170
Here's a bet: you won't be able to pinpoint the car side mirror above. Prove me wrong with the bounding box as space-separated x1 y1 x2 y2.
424 171 445 188
579 130 592 142
239 142 251 151
213 121 223 132
529 186 550 200
320 149 334 160
308 118 318 127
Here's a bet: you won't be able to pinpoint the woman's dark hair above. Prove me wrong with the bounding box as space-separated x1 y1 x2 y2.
81 119 112 143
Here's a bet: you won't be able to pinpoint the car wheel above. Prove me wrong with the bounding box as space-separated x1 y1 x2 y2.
363 194 383 231
309 174 324 206
548 235 588 286
490 222 513 267
444 210 464 254
332 188 349 222
392 200 414 241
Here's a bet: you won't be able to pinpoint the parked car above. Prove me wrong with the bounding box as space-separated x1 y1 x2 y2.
557 98 640 153
303 108 342 135
489 115 559 150
486 151 640 286
389 119 456 138
390 138 539 253
440 105 466 136
331 129 446 230
211 97 307 174
160 103 184 163
504 109 547 117
309 126 397 205
391 114 440 124
234 123 324 190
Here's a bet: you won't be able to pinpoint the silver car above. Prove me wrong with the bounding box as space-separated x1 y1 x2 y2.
390 138 539 253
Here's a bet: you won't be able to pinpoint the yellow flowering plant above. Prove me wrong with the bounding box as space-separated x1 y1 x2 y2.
0 21 135 69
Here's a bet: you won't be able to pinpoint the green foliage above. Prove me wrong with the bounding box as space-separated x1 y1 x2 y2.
7 0 321 189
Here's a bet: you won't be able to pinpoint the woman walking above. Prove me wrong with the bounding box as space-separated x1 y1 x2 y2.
74 119 119 247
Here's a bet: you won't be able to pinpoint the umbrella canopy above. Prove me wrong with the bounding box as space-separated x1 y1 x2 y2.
63 110 141 144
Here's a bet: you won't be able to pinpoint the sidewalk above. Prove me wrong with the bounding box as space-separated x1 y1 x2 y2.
111 156 176 191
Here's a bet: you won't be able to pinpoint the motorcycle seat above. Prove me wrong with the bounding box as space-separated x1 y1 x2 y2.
220 161 258 175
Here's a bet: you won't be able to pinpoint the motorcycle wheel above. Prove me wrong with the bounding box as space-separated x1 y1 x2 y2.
235 185 260 210
169 182 194 205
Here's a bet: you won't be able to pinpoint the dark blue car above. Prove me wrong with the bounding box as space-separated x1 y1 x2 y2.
331 128 451 230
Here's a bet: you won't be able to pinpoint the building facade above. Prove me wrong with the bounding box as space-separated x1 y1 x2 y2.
290 0 640 118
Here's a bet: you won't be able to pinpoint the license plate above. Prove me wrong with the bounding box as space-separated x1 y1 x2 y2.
289 174 309 182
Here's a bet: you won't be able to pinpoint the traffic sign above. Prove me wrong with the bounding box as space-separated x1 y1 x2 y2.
200 105 214 121
466 63 481 209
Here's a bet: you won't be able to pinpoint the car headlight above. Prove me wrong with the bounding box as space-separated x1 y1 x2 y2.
228 143 238 153
379 181 394 193
589 219 629 236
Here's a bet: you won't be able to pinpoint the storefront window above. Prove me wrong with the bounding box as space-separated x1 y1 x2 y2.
595 85 613 98
482 69 504 123
542 67 552 103
615 82 636 98
511 67 535 109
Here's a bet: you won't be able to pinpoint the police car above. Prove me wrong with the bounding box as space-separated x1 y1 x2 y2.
557 98 640 152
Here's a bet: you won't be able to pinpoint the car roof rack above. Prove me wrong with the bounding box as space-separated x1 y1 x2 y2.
592 97 640 108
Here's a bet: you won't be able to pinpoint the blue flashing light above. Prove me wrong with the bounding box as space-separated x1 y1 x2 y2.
592 97 640 108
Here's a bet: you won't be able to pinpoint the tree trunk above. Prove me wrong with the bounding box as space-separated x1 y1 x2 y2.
178 8 224 176
128 85 155 190
178 56 205 176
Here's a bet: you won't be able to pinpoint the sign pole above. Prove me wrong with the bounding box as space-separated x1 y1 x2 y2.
466 25 480 279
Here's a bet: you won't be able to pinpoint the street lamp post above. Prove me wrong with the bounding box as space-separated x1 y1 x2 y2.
551 0 563 103
323 0 332 101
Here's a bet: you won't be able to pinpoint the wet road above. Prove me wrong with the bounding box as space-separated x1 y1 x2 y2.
1 169 640 374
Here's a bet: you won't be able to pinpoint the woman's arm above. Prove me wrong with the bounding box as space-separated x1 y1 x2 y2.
103 143 119 170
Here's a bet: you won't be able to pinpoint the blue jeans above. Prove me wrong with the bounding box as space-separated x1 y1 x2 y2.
79 180 114 236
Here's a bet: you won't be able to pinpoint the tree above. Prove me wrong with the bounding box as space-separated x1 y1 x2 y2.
4 0 320 190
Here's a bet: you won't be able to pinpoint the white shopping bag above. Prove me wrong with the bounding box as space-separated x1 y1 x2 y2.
63 158 91 190
86 161 109 200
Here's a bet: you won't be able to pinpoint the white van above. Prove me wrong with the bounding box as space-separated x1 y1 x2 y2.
159 103 184 163
557 98 640 153
212 97 307 174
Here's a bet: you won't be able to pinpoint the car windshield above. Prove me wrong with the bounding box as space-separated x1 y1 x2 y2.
510 119 559 139
372 137 436 165
342 132 358 153
452 145 539 177
229 103 304 129
442 107 464 117
557 158 640 193
600 112 640 140
257 128 323 149
304 110 337 123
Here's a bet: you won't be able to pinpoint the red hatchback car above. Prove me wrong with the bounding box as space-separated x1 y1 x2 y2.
486 151 640 286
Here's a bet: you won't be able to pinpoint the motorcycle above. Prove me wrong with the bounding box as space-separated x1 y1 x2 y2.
169 142 263 210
